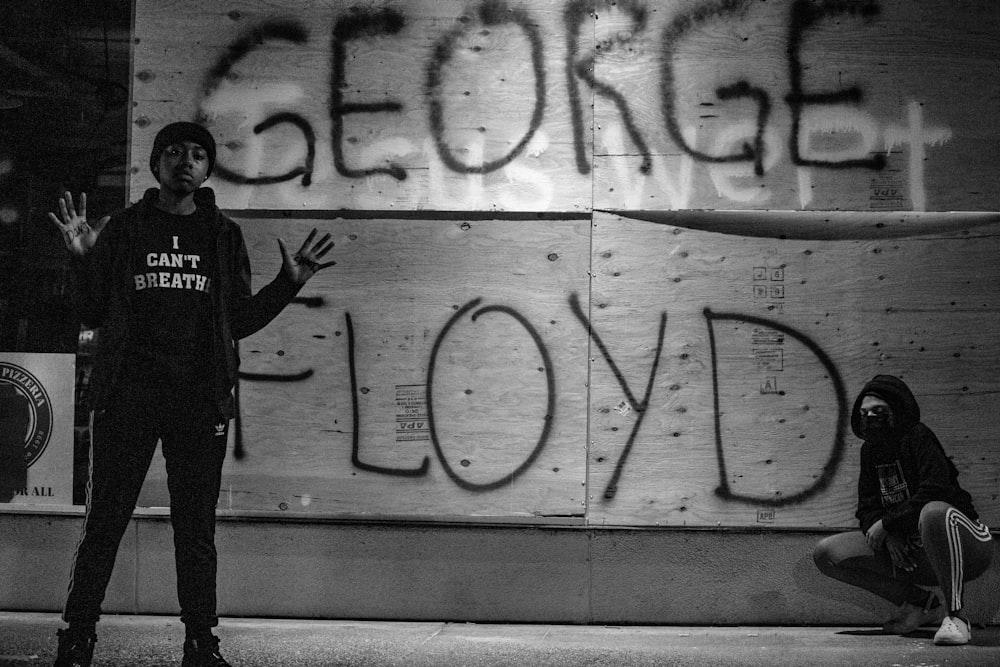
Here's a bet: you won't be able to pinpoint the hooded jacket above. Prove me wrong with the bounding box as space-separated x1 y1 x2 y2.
71 187 302 418
852 374 977 536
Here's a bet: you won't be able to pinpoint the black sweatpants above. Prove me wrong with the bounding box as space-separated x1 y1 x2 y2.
63 375 229 631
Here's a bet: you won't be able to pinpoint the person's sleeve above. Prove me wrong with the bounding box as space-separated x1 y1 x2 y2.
881 424 954 535
855 445 883 534
68 219 116 329
227 224 303 340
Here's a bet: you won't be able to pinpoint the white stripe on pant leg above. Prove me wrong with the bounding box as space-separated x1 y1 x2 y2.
947 509 964 611
948 510 993 541
944 508 993 612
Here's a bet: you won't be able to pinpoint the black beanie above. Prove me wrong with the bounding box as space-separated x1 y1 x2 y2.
149 122 217 181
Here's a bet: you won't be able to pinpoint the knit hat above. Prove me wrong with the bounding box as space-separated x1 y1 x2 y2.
149 122 216 181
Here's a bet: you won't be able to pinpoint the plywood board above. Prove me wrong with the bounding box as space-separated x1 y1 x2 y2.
131 0 591 212
132 0 999 212
587 212 1000 527
138 216 592 519
591 0 1000 211
124 0 1000 528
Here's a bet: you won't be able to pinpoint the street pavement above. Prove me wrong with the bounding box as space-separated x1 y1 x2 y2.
1 612 998 666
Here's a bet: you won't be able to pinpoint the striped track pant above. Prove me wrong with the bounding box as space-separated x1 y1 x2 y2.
814 501 994 613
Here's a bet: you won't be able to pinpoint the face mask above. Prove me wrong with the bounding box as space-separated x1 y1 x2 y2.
861 415 894 445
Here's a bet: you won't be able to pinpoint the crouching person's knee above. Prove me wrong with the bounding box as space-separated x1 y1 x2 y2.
918 501 952 534
813 535 838 574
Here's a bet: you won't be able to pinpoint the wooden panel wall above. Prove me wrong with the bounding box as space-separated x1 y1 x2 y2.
132 0 1000 527
139 216 592 519
587 213 1000 527
132 0 588 211
132 0 999 212
590 0 999 211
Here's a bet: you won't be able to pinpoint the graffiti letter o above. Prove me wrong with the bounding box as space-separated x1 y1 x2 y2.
426 299 556 491
425 1 547 174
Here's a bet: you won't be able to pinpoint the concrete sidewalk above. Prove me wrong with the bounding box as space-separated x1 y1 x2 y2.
1 613 998 667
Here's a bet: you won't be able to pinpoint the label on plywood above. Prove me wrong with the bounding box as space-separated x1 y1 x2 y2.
395 384 429 443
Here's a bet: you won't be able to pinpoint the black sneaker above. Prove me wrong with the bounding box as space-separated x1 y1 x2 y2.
54 628 96 667
182 635 232 667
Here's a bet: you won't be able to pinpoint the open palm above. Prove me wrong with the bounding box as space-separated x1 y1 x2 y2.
277 228 336 285
48 192 110 257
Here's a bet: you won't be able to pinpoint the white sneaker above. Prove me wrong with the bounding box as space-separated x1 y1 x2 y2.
934 615 971 645
882 594 943 634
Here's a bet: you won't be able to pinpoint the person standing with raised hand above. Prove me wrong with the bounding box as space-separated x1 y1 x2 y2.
48 121 335 667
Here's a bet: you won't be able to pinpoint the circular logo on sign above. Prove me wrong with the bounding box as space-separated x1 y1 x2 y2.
0 362 53 468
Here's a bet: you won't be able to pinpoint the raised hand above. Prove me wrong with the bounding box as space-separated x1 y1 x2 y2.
48 192 110 257
277 227 336 285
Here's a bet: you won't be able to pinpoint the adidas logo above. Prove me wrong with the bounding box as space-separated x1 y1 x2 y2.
214 422 226 437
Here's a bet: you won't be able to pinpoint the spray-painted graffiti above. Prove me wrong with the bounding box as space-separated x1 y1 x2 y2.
425 299 556 490
569 292 667 500
427 3 548 176
180 0 969 210
333 10 408 181
705 309 848 506
200 21 316 188
565 0 652 176
235 291 850 506
235 295 321 459
346 310 429 477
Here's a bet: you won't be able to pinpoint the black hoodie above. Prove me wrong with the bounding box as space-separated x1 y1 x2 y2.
71 188 303 418
853 374 977 536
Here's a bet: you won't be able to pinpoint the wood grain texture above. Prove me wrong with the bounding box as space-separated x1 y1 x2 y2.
132 0 590 211
587 212 1000 527
139 216 592 518
136 212 1000 526
133 0 999 211
591 0 1000 211
127 0 1000 528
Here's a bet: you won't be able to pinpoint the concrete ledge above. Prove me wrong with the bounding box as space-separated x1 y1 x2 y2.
2 513 997 625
